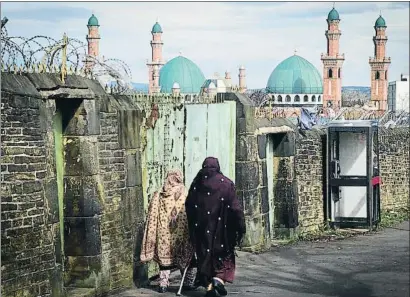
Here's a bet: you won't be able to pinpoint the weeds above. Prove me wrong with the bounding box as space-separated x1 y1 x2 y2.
272 209 409 248
379 208 409 229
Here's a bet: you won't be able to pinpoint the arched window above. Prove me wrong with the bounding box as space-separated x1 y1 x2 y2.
385 71 388 80
318 95 322 102
272 95 276 102
277 95 283 102
303 95 309 102
376 71 380 80
328 69 333 78
285 95 291 102
294 95 300 102
312 95 316 102
338 69 341 78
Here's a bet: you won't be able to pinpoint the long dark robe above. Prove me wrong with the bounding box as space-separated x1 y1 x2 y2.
185 157 246 286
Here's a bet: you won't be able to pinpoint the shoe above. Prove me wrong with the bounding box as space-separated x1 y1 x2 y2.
204 289 217 297
158 286 167 293
213 279 227 296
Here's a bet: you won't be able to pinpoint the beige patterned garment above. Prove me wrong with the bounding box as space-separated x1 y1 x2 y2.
140 169 194 270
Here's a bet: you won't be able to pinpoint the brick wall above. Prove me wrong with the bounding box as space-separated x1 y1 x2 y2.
379 127 410 211
1 78 55 296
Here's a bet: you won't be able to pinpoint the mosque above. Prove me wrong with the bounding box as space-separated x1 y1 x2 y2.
85 6 391 111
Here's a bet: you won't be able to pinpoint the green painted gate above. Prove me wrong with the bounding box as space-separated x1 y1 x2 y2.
184 101 236 187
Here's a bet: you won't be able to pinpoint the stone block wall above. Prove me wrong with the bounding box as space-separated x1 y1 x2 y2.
1 73 143 297
98 95 144 291
227 93 271 250
1 76 56 296
295 129 325 234
378 127 410 211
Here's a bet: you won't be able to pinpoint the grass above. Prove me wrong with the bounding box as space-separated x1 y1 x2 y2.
379 208 409 229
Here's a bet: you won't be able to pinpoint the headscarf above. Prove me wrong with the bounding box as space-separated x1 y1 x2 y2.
161 169 184 198
190 157 222 190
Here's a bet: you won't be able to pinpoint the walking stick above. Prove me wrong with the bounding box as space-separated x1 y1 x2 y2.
176 266 188 296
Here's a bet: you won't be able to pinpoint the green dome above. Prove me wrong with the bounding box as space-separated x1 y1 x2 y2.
152 22 163 33
375 15 386 28
327 8 340 21
159 56 205 94
87 14 99 26
266 55 323 94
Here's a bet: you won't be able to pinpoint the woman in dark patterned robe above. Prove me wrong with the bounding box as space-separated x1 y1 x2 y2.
185 157 246 297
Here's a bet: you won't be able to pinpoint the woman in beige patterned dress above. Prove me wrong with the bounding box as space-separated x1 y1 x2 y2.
140 169 197 293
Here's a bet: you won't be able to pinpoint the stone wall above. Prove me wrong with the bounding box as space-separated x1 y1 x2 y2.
1 75 56 296
378 127 410 211
295 130 326 234
226 93 271 250
1 73 142 297
234 98 409 249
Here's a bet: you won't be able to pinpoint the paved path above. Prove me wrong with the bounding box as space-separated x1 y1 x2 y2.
118 221 409 297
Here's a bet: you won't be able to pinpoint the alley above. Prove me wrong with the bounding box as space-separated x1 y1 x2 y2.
118 221 409 297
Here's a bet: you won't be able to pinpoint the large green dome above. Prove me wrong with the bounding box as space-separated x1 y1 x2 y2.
266 55 323 94
159 56 205 94
375 15 386 28
87 14 99 26
327 8 340 21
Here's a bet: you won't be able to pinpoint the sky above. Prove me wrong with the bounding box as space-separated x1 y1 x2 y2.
1 1 409 88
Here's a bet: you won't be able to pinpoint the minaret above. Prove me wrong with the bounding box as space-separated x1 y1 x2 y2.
238 65 247 93
321 6 345 108
86 14 100 70
152 65 160 94
224 71 232 88
147 20 165 94
369 14 391 111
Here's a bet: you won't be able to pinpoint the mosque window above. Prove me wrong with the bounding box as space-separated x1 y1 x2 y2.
328 69 333 78
312 95 316 102
318 95 322 102
303 95 309 102
294 95 300 102
376 71 380 80
272 95 276 102
277 95 283 102
338 69 341 78
285 95 291 102
385 71 387 80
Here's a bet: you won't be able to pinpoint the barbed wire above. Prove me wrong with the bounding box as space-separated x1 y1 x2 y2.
1 20 133 94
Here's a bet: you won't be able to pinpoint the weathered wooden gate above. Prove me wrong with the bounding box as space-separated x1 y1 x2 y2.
184 101 236 187
141 100 236 198
141 103 185 199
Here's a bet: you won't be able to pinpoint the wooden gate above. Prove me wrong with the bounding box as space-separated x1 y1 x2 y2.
184 101 236 187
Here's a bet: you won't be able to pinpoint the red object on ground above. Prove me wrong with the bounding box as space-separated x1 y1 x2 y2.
372 176 381 186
